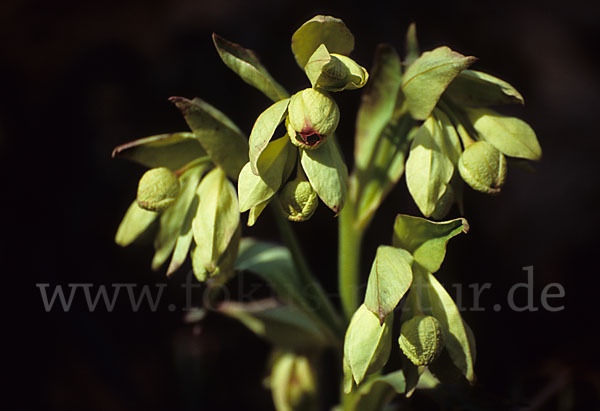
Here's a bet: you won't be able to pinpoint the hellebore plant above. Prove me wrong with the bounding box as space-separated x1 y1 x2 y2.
113 15 541 410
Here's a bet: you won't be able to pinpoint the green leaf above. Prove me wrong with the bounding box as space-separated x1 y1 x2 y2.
304 44 368 91
393 214 468 273
343 357 354 394
344 304 393 385
300 138 348 214
405 116 455 217
248 98 290 175
192 223 241 282
466 107 542 160
235 238 304 307
401 355 425 398
192 167 240 274
364 246 413 324
349 371 407 411
112 132 208 170
115 201 158 247
219 299 331 349
404 23 420 66
353 45 416 227
238 137 291 213
151 166 205 270
235 238 338 341
248 201 269 227
212 33 289 103
402 47 476 120
291 15 355 68
415 266 476 383
445 69 524 107
434 108 462 164
355 45 403 169
170 97 248 179
166 191 200 276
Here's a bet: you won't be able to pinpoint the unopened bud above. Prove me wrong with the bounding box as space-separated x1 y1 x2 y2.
304 44 369 91
286 88 340 150
136 167 180 212
279 176 318 222
399 315 445 366
458 141 507 194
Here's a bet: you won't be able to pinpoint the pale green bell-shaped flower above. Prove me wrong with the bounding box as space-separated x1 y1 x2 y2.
136 167 180 212
399 315 445 367
279 171 318 222
286 88 340 150
458 140 507 194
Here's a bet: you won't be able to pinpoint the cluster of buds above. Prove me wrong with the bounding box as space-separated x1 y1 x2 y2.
239 15 369 224
402 44 542 219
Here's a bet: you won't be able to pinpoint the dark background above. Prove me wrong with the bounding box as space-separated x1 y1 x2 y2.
3 0 600 409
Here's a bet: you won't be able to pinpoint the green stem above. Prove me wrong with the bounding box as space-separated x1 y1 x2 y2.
270 204 345 336
338 201 365 321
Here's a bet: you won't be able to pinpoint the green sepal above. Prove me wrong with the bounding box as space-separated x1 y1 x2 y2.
170 97 248 179
445 69 524 107
300 138 348 214
291 15 355 68
402 47 476 120
466 107 542 160
212 33 289 102
249 98 290 174
393 214 468 273
238 136 291 213
344 304 393 385
364 246 413 324
111 132 207 170
304 44 368 91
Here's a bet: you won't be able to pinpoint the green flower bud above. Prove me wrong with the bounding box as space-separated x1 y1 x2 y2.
279 175 318 222
136 167 180 212
286 88 340 150
399 315 445 367
458 141 507 194
270 352 318 411
304 44 369 92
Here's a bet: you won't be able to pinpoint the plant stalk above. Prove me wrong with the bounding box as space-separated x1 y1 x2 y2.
338 201 364 321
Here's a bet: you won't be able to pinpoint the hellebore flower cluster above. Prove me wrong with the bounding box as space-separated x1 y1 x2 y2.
238 17 368 224
398 47 541 219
